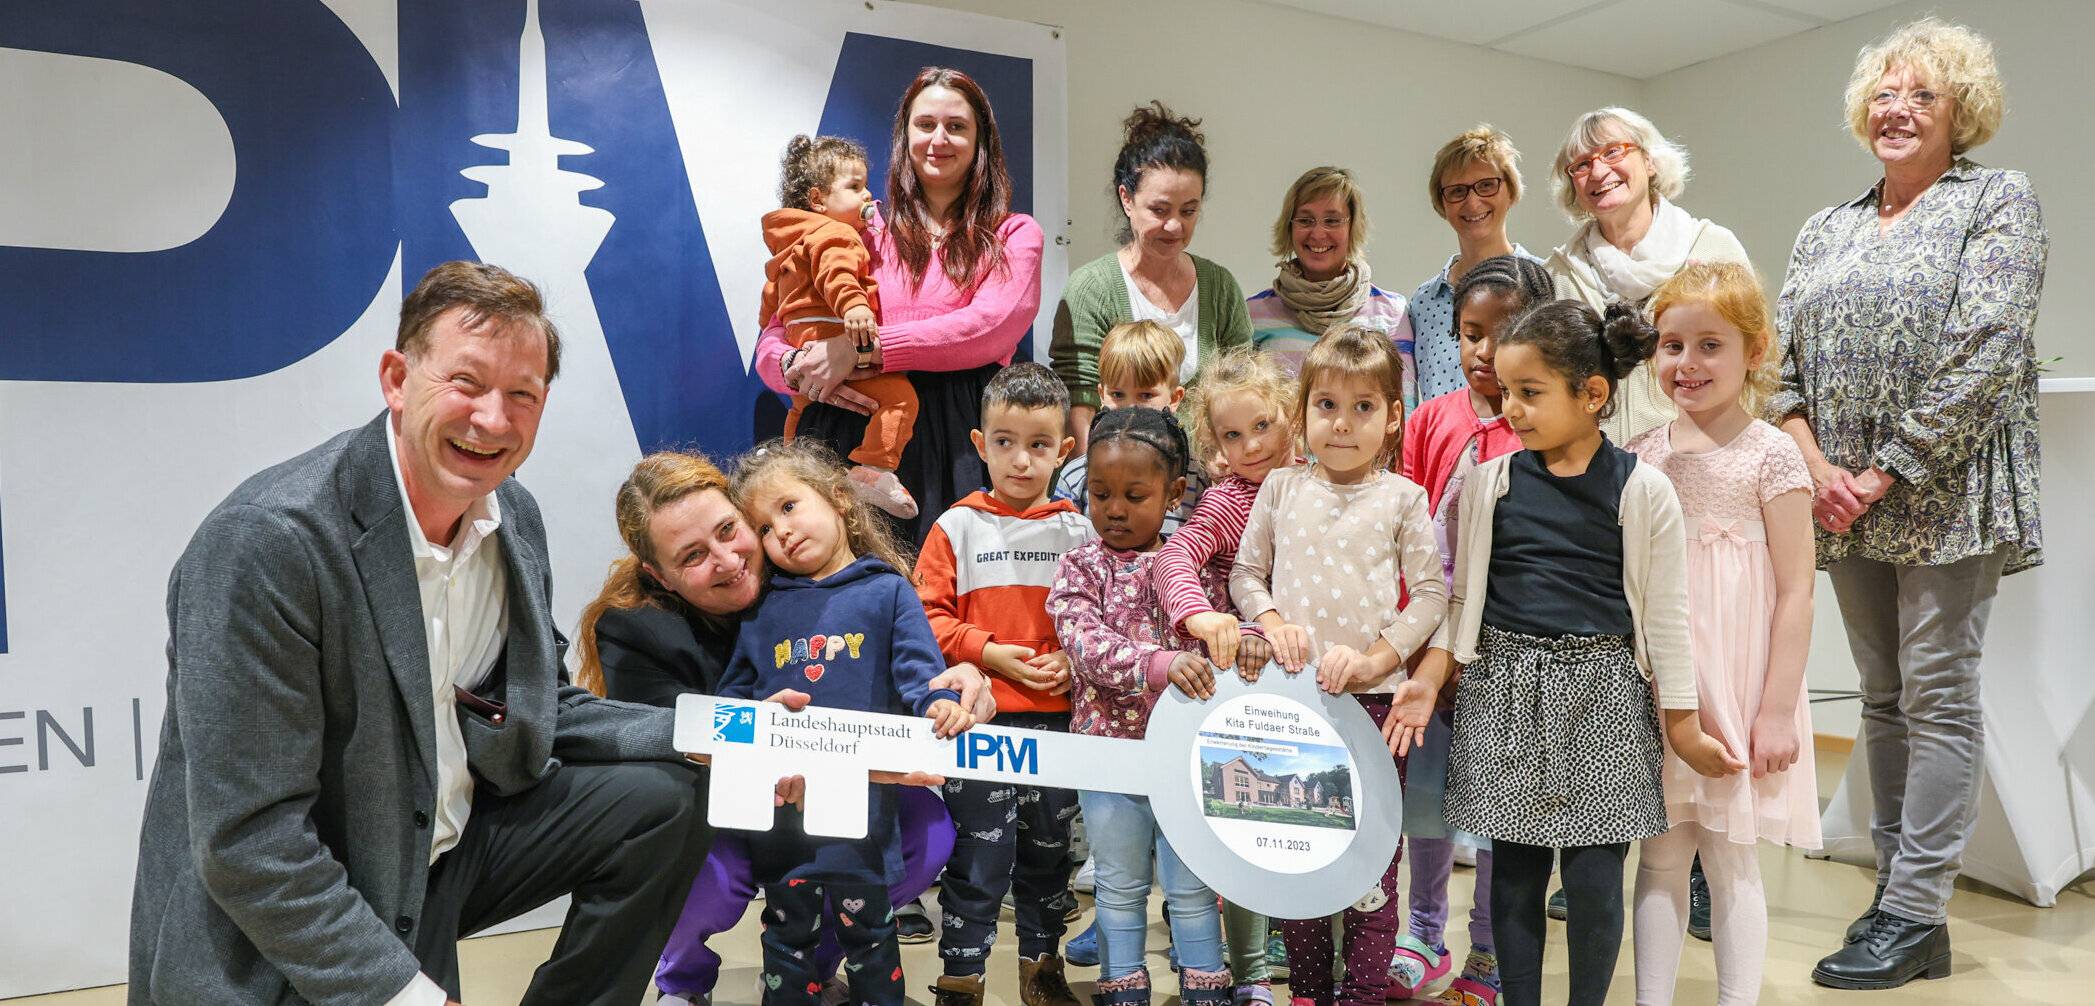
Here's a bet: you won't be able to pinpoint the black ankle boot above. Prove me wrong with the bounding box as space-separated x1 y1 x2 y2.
1812 909 1951 990
1842 883 1888 945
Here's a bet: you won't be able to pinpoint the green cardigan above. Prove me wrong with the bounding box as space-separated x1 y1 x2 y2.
1048 250 1253 410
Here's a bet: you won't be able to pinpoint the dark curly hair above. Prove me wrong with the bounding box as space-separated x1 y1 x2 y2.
1112 102 1208 243
777 134 868 211
1086 405 1189 482
1450 255 1555 338
1499 300 1657 420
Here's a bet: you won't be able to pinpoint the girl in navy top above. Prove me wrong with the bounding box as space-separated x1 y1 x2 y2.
719 439 974 1006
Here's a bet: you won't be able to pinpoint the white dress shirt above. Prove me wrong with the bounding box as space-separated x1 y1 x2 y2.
385 428 509 1006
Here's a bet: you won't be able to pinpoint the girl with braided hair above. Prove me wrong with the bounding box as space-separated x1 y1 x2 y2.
1047 407 1250 1006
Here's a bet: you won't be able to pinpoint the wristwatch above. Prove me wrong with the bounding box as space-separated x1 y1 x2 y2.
782 347 803 388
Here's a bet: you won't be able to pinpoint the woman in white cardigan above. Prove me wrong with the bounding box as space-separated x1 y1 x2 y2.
1545 107 1750 443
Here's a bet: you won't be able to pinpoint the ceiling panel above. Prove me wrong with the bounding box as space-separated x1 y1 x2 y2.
1748 0 1906 22
1493 0 1815 78
1258 0 1912 79
1258 0 1607 47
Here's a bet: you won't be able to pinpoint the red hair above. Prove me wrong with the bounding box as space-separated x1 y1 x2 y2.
886 67 1014 291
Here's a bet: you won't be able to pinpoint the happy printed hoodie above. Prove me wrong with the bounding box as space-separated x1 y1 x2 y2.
914 491 1094 715
719 553 955 883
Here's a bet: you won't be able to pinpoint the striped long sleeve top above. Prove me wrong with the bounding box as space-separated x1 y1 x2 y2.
1151 474 1263 632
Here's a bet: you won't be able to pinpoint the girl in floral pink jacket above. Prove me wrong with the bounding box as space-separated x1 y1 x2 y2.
1046 407 1250 1006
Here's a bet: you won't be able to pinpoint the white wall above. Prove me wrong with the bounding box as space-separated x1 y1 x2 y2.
1641 0 2088 737
918 0 1643 294
1642 0 2088 370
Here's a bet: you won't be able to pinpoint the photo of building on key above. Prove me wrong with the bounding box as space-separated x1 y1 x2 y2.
1198 738 1356 830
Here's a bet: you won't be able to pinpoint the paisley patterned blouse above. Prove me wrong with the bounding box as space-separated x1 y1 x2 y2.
1769 159 2049 574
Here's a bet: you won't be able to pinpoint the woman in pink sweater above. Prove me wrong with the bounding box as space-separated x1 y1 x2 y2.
756 67 1045 544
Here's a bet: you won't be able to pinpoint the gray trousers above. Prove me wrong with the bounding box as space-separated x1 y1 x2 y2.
1826 549 2007 923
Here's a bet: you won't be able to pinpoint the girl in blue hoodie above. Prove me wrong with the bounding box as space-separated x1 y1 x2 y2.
720 439 975 1006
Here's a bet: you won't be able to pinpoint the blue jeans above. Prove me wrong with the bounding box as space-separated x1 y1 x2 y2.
1079 790 1224 980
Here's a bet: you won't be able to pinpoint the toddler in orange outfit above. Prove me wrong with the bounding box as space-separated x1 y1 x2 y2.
761 134 919 518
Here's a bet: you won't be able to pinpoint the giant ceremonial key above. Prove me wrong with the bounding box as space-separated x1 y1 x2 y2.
675 663 1402 919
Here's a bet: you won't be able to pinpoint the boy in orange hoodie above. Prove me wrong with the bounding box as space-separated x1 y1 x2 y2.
761 134 918 518
915 363 1093 1006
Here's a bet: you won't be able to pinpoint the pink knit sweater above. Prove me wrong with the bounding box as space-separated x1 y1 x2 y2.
756 212 1045 389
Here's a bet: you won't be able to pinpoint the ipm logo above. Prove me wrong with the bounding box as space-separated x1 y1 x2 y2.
955 732 1038 775
713 702 756 744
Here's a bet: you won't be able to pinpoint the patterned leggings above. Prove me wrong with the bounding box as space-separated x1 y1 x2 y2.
758 880 901 1006
1277 696 1406 1006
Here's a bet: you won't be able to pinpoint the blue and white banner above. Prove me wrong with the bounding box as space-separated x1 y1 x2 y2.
0 0 1066 993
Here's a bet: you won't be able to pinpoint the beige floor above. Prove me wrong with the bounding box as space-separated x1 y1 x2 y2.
17 752 2093 1005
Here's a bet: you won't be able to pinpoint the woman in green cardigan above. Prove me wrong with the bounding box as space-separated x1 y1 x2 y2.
1050 102 1252 449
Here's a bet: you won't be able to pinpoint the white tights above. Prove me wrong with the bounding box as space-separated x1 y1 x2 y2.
1632 822 1767 1006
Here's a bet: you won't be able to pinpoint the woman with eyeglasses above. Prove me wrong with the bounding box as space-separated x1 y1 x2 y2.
1246 166 1414 407
1770 18 2047 992
1406 125 1547 404
1543 107 1749 443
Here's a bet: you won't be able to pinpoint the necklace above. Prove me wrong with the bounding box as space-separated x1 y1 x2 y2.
922 210 949 249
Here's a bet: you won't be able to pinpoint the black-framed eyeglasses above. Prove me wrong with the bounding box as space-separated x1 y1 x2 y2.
1440 176 1505 204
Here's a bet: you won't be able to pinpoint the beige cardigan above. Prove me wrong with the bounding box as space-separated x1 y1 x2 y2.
1546 219 1751 445
1429 452 1698 709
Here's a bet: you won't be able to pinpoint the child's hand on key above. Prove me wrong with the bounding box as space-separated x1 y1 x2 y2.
925 698 974 738
1184 611 1242 668
1263 621 1312 672
1166 650 1217 700
1315 644 1371 694
1235 631 1272 682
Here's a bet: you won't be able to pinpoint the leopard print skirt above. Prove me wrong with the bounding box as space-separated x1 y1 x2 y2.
1444 625 1669 847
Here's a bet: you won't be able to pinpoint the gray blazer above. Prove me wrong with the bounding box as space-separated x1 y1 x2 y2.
129 412 680 1004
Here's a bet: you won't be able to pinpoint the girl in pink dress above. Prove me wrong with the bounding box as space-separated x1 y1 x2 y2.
1626 262 1820 1006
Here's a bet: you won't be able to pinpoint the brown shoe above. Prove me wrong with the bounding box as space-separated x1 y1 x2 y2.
931 973 986 1006
1019 954 1082 1006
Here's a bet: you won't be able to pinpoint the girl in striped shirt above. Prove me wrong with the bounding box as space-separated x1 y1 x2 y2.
1150 347 1298 1006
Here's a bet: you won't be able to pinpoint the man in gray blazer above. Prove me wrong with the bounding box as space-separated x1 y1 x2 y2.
130 262 710 1005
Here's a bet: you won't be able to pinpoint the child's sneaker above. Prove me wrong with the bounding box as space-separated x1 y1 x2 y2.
1388 933 1451 999
1065 920 1099 967
1232 981 1275 1006
1265 929 1290 981
1435 950 1500 1006
896 895 935 944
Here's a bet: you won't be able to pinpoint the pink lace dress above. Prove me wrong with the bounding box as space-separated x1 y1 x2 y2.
1627 419 1822 848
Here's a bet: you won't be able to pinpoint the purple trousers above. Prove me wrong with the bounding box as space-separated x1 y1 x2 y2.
1405 836 1494 950
654 786 956 998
